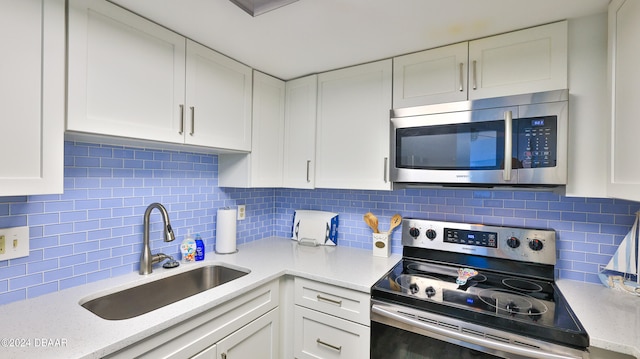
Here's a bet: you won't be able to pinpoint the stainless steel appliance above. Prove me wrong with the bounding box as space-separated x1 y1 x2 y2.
371 218 589 359
390 90 568 187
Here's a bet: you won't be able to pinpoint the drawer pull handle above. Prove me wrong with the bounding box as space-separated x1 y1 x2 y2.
317 338 342 352
317 294 342 306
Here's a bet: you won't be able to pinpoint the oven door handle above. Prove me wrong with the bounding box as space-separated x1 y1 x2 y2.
371 304 585 359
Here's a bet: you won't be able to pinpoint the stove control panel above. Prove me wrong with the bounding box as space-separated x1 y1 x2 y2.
443 228 498 248
402 218 556 265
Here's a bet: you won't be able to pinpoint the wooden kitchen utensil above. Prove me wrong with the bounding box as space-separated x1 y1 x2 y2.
387 214 402 234
364 212 380 233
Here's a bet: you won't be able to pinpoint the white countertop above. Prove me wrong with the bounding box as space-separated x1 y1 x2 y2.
556 279 640 358
0 237 400 359
1 237 638 358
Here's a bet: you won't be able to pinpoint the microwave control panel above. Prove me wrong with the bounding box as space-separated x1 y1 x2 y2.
517 116 557 168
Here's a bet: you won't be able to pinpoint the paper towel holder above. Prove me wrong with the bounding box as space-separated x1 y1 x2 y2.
215 249 239 255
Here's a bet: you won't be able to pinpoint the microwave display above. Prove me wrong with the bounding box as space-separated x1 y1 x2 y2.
396 116 557 171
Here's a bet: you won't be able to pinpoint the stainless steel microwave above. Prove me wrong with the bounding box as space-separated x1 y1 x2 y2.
390 90 568 187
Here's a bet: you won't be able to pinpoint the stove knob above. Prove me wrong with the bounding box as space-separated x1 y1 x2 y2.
426 229 437 240
409 227 420 238
425 286 436 298
528 308 542 322
506 236 520 248
528 239 544 251
409 283 419 295
506 302 519 316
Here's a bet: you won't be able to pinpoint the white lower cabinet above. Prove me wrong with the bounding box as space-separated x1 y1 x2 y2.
105 281 279 359
192 308 280 359
293 278 370 359
294 306 369 359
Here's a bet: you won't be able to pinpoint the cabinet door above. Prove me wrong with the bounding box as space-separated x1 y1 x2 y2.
67 0 185 143
249 71 285 187
316 60 392 190
607 0 640 201
218 72 284 188
283 75 318 189
185 40 253 151
469 21 568 100
216 308 280 359
294 306 369 359
0 0 64 195
393 42 468 108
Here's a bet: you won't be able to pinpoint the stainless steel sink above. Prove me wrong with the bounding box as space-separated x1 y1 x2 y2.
81 264 250 320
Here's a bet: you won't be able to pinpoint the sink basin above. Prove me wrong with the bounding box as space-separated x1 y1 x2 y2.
81 265 250 320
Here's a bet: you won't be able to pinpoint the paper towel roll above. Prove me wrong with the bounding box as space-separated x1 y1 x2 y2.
216 208 237 254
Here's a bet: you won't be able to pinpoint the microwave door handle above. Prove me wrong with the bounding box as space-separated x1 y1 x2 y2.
504 111 513 182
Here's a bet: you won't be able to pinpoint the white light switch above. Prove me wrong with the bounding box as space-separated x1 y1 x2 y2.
0 226 29 261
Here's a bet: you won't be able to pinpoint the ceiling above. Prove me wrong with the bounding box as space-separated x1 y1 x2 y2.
110 0 610 81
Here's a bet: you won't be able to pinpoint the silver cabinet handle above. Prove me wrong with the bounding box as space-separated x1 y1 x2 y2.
306 160 311 183
503 110 513 182
472 60 477 90
316 338 342 352
179 104 185 135
317 294 342 306
459 62 464 92
189 106 195 136
221 353 226 359
383 157 389 183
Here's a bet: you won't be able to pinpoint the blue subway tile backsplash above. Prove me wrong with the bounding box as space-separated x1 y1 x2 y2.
0 140 638 306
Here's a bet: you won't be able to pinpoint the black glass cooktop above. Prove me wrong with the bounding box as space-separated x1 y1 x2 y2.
372 258 589 349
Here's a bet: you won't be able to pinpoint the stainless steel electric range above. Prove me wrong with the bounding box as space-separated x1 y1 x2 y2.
371 218 589 359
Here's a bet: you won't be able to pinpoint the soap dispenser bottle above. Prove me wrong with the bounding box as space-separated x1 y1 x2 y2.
181 230 196 262
195 233 205 261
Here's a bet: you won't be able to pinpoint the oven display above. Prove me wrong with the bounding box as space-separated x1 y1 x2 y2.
444 228 497 248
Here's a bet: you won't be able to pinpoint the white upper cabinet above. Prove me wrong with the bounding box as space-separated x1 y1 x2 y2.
607 0 640 201
67 0 252 152
0 0 64 196
185 40 253 151
283 75 318 189
469 21 568 100
393 21 568 108
316 60 392 190
393 42 468 108
218 72 285 187
67 0 185 144
564 14 608 198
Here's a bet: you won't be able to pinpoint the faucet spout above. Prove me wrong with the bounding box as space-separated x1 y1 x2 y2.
140 203 175 275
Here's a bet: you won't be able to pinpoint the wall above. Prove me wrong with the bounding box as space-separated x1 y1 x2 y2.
0 141 638 306
0 141 275 305
275 188 639 284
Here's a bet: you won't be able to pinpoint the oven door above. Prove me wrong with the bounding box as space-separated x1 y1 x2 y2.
391 106 518 185
371 301 588 359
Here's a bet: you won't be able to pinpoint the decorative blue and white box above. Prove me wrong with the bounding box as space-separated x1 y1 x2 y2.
291 210 339 246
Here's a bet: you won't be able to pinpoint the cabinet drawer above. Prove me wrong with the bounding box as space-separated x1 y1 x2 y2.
294 306 369 359
294 278 369 326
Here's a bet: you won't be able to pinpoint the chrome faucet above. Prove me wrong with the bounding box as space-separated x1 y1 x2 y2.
140 203 176 275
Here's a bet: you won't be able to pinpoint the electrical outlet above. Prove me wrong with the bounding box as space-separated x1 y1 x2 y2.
0 226 29 261
238 205 246 220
